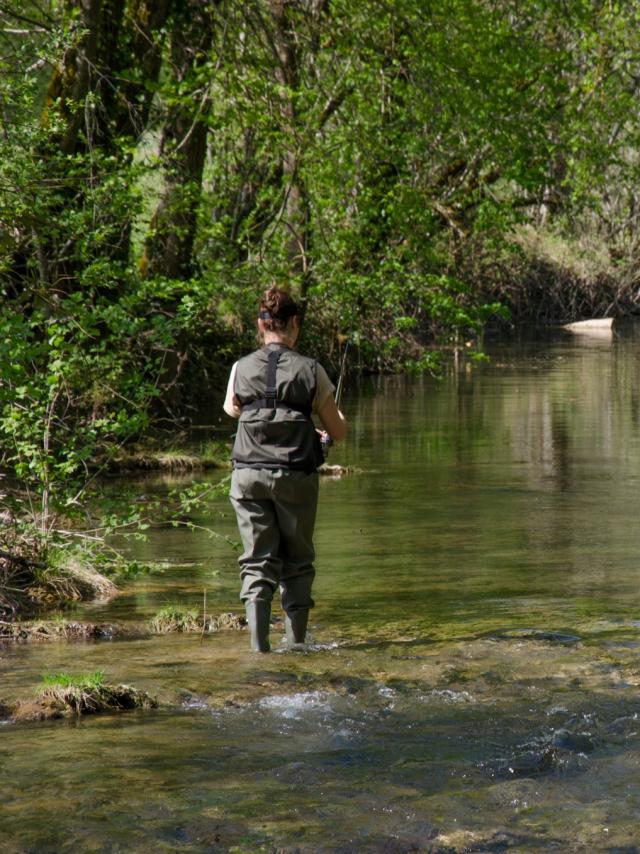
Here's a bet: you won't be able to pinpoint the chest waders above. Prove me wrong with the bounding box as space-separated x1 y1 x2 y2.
230 345 321 652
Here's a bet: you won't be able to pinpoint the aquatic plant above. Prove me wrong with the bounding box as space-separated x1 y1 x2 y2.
27 671 158 719
150 605 201 634
41 670 106 691
0 670 155 723
207 612 246 632
149 606 247 634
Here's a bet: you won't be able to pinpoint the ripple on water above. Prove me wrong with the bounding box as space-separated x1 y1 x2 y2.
8 344 640 851
179 692 209 710
423 688 475 704
258 690 333 719
273 639 343 653
377 686 396 699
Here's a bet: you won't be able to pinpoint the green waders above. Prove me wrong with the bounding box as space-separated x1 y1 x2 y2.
230 467 319 651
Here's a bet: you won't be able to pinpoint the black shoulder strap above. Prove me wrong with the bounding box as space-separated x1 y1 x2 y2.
263 348 282 407
241 348 312 418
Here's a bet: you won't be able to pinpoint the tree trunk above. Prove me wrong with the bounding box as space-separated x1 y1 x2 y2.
35 0 172 285
99 0 173 260
269 0 310 295
143 0 215 280
43 0 126 156
142 0 216 414
111 0 173 142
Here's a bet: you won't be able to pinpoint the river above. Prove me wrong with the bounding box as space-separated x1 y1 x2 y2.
2 326 640 852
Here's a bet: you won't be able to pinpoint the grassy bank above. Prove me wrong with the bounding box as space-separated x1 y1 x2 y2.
0 550 117 622
108 439 231 474
475 226 640 331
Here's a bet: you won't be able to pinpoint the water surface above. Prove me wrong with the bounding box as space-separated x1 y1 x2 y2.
2 327 640 852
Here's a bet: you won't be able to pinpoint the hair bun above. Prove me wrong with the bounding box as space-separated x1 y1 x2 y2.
259 286 298 329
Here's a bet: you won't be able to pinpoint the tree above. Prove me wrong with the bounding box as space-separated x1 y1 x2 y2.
143 0 216 280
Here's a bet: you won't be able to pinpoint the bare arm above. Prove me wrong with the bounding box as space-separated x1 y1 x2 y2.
223 363 241 418
317 395 347 441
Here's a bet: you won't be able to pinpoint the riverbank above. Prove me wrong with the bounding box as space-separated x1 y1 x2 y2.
107 441 230 473
471 225 640 333
0 551 118 621
0 610 248 643
106 445 355 478
0 456 354 622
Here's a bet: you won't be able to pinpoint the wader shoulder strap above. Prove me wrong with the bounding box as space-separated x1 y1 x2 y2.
240 349 313 418
264 347 281 404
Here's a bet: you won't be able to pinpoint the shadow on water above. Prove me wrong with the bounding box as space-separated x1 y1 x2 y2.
3 327 640 851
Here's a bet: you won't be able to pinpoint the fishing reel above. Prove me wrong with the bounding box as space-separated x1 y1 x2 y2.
320 432 333 460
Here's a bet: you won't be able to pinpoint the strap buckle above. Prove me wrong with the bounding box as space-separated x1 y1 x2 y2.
264 349 282 408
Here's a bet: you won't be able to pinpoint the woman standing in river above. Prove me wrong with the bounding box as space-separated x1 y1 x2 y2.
223 286 348 652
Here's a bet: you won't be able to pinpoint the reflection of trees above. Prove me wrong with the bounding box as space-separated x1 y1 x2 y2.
325 333 640 629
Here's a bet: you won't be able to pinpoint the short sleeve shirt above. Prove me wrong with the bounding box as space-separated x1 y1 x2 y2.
223 360 334 419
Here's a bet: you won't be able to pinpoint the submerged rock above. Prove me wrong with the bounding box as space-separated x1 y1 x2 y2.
488 628 581 645
438 829 558 852
550 727 596 753
483 718 597 779
179 691 209 710
484 744 591 779
605 714 640 741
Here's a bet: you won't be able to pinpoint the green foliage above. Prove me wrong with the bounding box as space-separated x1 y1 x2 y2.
1 0 639 590
5 0 633 380
41 671 105 691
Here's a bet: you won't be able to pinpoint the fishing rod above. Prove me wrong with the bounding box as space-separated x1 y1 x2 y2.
321 335 350 459
334 336 350 411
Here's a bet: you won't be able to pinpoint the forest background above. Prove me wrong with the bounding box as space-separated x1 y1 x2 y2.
1 0 640 596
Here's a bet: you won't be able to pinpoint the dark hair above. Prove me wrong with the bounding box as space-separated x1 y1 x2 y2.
259 285 299 331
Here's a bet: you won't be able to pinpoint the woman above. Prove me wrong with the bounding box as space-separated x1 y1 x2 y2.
223 286 347 652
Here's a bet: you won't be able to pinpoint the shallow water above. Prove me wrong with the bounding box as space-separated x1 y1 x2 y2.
3 327 640 852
